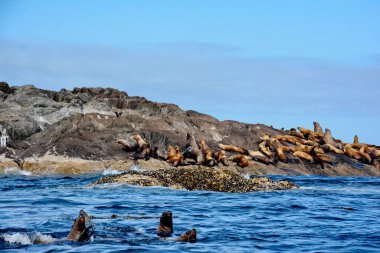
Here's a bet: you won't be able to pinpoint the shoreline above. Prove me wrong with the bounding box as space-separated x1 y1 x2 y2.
1 154 379 177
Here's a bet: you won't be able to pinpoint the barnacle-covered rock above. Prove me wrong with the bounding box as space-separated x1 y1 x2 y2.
90 167 298 193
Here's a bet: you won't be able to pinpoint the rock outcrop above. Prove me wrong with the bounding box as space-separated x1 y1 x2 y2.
90 167 298 193
0 82 379 177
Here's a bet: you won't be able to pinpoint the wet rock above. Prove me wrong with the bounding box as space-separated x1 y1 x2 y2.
90 167 298 193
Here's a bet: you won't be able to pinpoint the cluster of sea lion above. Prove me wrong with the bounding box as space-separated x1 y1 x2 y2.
116 121 380 169
33 209 196 244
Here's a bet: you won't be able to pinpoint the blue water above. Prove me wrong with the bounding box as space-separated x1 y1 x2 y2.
1 169 380 252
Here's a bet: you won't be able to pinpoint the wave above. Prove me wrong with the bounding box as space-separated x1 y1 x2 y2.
1 232 56 245
102 169 122 176
3 167 32 176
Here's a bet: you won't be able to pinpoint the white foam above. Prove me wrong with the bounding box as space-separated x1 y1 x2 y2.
2 232 57 245
102 168 122 176
4 167 32 176
130 165 142 172
2 233 32 245
32 232 56 244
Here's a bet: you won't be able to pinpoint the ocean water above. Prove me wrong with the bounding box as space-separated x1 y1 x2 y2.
1 169 379 252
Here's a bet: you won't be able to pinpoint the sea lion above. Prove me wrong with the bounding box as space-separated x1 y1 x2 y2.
368 149 380 159
282 146 295 153
183 132 204 164
218 143 247 154
275 135 300 145
232 154 250 167
247 150 273 164
116 138 138 151
344 146 362 160
359 145 372 164
297 127 313 135
132 134 151 160
157 211 173 237
313 121 323 133
314 153 335 165
353 135 359 145
295 143 313 153
213 150 229 166
176 229 197 243
259 140 273 159
270 138 287 163
293 151 314 163
152 147 168 160
289 128 305 139
67 210 94 242
321 144 344 154
167 145 183 167
199 138 216 166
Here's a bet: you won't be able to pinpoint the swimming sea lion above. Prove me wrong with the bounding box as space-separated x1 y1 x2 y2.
218 144 247 154
67 210 94 242
176 228 197 243
313 121 323 133
232 154 250 167
293 151 314 163
157 211 173 237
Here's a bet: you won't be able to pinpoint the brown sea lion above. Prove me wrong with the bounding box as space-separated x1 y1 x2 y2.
199 139 216 166
183 132 204 164
67 210 94 242
321 144 344 154
344 146 362 160
353 135 359 144
218 143 247 154
313 146 325 154
359 145 372 164
232 154 250 167
116 138 138 151
259 140 273 159
176 229 197 243
295 143 313 153
247 150 273 164
313 121 323 133
270 138 287 163
297 127 313 135
213 150 229 166
132 134 151 159
368 149 380 159
167 146 184 167
289 128 305 139
293 151 314 163
275 135 300 145
282 146 295 153
152 147 168 160
157 211 173 237
314 153 335 165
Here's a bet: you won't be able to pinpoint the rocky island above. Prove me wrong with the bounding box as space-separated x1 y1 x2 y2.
0 82 379 192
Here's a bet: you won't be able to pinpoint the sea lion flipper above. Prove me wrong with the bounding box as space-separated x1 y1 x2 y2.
78 224 95 242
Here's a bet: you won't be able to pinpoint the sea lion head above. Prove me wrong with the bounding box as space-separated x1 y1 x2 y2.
157 211 173 237
160 211 173 232
179 229 197 243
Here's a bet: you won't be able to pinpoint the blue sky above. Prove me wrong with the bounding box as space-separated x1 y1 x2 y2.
0 0 379 144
